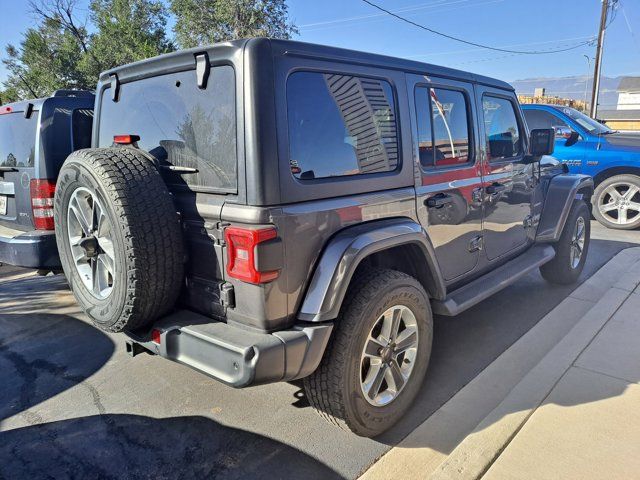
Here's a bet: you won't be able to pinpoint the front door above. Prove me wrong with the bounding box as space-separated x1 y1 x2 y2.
477 87 535 261
409 74 483 281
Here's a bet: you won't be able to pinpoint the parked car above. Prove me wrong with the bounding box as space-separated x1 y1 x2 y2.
522 104 640 230
53 39 593 437
0 90 94 271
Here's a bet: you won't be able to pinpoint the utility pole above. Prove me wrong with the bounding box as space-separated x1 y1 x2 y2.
590 0 610 118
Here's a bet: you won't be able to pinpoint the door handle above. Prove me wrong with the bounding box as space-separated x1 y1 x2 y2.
485 183 507 195
425 194 454 208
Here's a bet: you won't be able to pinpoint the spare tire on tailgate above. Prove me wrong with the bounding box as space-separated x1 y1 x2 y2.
54 148 184 332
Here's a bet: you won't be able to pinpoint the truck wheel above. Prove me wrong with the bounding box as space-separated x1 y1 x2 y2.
54 148 184 332
540 200 590 285
592 174 640 230
303 269 433 437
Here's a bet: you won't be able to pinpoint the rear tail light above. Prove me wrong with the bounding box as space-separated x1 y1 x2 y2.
30 179 56 230
151 329 162 345
225 227 279 284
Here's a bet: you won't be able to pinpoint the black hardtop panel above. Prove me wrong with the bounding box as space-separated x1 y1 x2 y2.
1 91 95 113
97 40 249 87
97 37 514 92
267 38 514 91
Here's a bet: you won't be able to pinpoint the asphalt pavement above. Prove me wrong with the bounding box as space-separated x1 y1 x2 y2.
0 222 638 479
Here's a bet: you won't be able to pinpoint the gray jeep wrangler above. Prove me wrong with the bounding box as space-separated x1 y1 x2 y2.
54 38 593 437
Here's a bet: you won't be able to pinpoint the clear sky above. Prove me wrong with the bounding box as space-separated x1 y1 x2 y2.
0 0 638 85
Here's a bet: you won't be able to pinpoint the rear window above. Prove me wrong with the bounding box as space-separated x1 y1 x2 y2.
287 72 399 180
0 112 37 168
98 66 237 192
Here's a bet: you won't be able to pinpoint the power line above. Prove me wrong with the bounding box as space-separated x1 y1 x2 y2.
360 0 596 55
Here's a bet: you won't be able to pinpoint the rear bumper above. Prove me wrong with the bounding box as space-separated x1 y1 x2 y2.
0 226 60 269
125 310 333 388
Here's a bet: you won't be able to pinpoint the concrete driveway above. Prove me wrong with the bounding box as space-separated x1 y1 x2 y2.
0 222 638 479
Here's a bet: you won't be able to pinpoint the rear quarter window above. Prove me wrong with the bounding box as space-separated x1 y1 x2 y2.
97 65 237 192
286 72 399 180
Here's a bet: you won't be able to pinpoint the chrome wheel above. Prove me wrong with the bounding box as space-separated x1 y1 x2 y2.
570 216 586 269
597 182 640 226
360 305 419 407
67 187 115 299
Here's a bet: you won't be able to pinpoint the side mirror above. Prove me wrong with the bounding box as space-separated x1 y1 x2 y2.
529 128 555 157
565 131 580 147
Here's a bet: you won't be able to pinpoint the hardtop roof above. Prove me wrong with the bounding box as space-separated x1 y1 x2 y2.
99 37 514 92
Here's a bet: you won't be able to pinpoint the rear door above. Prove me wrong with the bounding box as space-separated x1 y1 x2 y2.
477 87 535 260
96 65 238 318
408 74 484 281
0 108 38 230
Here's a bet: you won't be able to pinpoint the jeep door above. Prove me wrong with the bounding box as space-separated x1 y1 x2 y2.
408 74 483 281
477 87 535 260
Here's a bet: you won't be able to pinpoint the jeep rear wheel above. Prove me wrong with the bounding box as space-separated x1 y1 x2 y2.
303 269 432 437
54 148 184 332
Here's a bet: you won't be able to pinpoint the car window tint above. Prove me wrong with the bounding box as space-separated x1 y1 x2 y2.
523 109 569 130
98 66 237 192
430 88 471 167
72 109 94 150
415 86 434 168
483 96 522 161
0 113 37 168
287 72 399 180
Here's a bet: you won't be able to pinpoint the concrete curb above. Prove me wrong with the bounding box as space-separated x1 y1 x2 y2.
361 247 640 480
430 247 640 480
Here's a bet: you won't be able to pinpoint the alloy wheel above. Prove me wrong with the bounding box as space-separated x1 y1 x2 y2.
597 182 640 226
67 187 115 299
360 305 419 407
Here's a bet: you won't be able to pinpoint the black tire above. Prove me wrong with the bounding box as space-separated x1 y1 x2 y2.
540 200 591 285
54 148 184 332
303 269 433 437
592 174 640 230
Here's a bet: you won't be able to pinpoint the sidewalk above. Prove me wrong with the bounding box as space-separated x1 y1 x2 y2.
362 247 640 480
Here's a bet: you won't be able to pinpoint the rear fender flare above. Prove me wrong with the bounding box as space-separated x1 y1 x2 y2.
297 219 446 322
537 174 594 243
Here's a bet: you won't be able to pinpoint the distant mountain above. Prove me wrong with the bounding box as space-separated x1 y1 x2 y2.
511 75 622 110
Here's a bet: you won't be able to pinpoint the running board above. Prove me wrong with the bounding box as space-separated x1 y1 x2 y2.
432 245 556 316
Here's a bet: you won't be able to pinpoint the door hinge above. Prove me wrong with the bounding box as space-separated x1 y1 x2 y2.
469 235 483 252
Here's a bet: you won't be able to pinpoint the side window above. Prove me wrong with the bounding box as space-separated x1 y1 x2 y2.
482 96 523 162
415 86 472 169
72 109 94 150
287 72 399 180
523 109 569 130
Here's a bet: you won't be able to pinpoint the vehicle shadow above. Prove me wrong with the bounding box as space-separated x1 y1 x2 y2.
0 413 342 479
301 239 640 451
0 313 115 421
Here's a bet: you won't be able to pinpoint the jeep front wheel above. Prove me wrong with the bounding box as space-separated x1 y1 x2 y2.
303 269 433 437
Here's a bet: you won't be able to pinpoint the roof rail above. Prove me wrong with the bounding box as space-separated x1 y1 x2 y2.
52 89 95 98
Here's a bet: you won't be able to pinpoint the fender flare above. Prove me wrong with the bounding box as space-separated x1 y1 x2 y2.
297 218 446 322
536 174 594 243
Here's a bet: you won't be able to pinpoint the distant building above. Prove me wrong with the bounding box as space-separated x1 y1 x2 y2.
599 76 640 131
616 77 640 110
534 87 546 97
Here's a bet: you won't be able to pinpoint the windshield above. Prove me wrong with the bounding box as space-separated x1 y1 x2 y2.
560 107 612 135
0 112 37 168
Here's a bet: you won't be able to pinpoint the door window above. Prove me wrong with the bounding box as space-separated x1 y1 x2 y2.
415 86 472 169
482 96 523 161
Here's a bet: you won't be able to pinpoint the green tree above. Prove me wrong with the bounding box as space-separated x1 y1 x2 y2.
1 0 174 101
170 0 297 49
82 0 174 80
2 15 91 100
